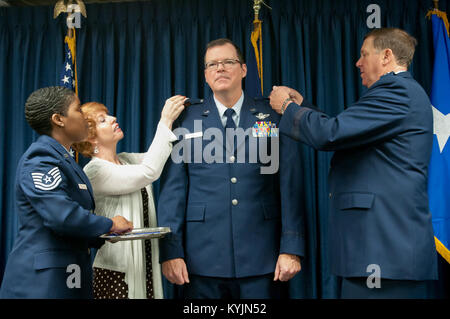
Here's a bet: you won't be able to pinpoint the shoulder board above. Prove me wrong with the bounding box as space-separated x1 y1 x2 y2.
253 97 269 102
184 98 204 106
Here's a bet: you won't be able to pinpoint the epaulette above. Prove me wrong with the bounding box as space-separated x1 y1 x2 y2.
253 97 269 102
184 98 204 106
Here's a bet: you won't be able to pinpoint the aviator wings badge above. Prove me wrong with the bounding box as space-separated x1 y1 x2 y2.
255 113 270 120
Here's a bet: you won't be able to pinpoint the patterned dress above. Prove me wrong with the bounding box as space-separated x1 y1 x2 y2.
93 188 153 299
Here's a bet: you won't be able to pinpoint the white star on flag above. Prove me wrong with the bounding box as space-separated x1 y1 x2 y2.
432 105 450 153
60 38 76 91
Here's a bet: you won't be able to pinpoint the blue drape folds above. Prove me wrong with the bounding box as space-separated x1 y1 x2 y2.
1 0 449 298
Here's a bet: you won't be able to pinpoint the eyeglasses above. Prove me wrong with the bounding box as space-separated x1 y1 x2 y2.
205 59 242 71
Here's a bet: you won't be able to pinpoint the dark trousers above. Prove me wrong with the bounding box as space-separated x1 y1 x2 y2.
183 274 288 299
339 277 430 299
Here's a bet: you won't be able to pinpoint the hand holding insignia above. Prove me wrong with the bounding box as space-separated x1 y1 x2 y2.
286 87 304 105
269 86 304 114
161 95 188 130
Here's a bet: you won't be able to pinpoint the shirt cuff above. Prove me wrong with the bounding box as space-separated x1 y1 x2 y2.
157 121 178 142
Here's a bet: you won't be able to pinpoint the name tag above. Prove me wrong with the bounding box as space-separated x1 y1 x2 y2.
78 184 87 190
185 131 203 139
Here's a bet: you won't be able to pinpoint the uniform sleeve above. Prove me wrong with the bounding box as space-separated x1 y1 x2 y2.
85 121 177 196
279 125 306 257
21 160 112 238
279 79 410 151
157 122 188 263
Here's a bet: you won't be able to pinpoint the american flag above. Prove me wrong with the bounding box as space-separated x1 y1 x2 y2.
59 30 78 160
60 40 76 91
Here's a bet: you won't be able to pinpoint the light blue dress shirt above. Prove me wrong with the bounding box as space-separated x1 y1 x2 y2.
213 91 245 127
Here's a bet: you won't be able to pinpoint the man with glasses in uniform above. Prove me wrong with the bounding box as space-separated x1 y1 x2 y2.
157 38 305 298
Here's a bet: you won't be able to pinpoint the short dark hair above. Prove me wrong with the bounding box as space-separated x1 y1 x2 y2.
25 86 76 136
204 38 245 64
364 28 417 67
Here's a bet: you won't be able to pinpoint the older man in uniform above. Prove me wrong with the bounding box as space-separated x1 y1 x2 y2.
157 38 305 298
269 28 438 298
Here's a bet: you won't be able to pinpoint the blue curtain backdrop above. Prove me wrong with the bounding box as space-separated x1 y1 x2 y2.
1 0 449 298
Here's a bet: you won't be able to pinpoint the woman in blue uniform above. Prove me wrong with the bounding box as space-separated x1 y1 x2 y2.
0 86 133 299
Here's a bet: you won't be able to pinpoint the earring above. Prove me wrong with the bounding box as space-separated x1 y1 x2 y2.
94 146 99 154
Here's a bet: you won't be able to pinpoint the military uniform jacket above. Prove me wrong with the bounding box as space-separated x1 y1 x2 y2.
0 135 113 298
157 94 305 278
279 72 438 280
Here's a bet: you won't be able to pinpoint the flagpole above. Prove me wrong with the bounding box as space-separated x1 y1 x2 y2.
253 0 261 21
55 1 84 162
64 27 80 162
433 0 439 10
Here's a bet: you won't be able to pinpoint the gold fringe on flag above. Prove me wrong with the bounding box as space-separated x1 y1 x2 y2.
435 236 450 264
251 18 263 95
426 9 450 38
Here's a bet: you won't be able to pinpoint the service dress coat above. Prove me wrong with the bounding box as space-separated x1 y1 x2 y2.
157 94 305 278
0 135 112 298
279 72 438 280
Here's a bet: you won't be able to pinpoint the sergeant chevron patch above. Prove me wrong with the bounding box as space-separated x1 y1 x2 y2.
31 167 62 191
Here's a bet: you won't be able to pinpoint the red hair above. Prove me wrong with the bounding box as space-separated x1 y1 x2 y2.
72 102 108 158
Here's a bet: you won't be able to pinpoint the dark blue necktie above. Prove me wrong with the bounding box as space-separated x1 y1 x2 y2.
224 108 236 129
224 108 236 153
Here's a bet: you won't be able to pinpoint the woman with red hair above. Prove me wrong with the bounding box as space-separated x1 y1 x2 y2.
73 95 186 299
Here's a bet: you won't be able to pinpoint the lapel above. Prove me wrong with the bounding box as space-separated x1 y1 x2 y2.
67 156 95 203
200 95 225 134
198 95 233 152
236 95 260 150
41 135 95 203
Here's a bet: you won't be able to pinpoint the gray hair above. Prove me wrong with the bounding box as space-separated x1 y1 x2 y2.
364 28 417 67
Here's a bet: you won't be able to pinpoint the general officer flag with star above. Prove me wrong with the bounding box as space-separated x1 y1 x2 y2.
427 9 450 264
